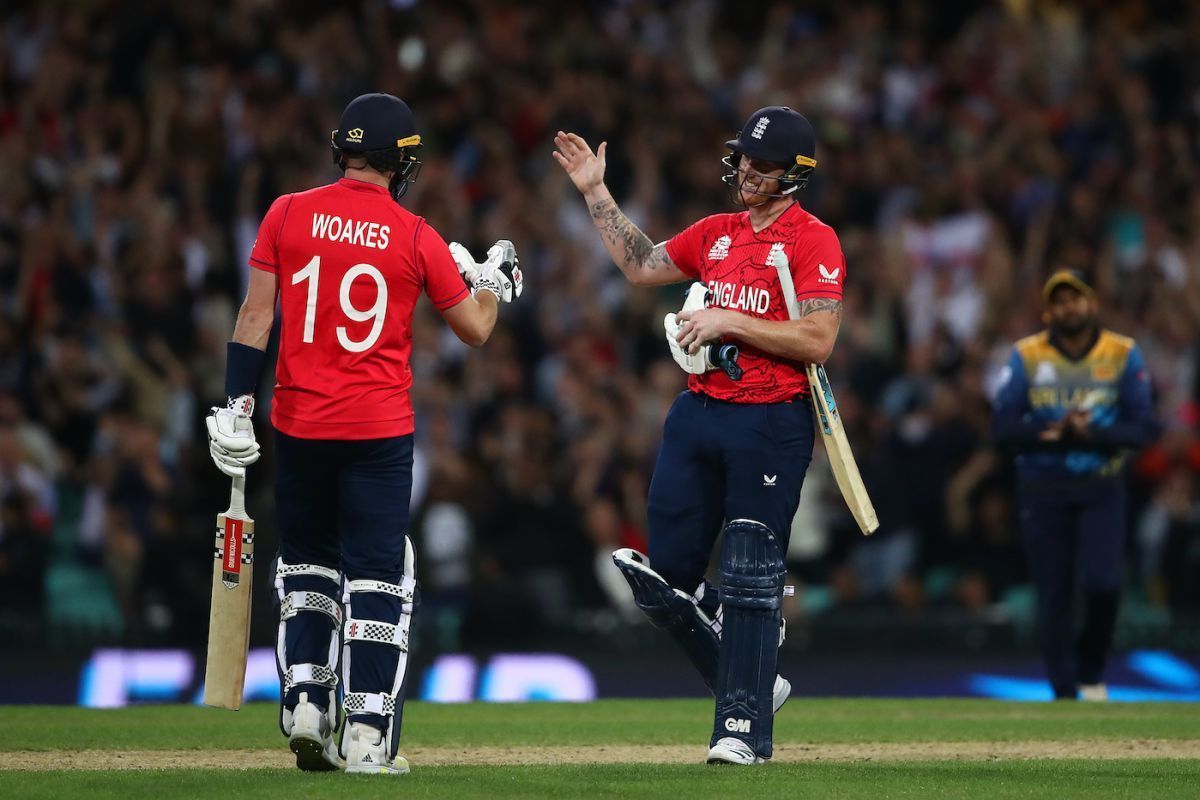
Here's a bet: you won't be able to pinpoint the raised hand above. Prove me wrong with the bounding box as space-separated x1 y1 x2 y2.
552 131 607 195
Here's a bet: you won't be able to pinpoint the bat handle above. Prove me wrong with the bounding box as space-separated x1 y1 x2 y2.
229 474 247 519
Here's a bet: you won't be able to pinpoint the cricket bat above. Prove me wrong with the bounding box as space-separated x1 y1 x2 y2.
768 245 878 536
807 363 879 536
204 474 255 709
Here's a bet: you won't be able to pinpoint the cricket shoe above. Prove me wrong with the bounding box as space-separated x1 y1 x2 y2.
344 721 410 775
285 692 343 772
706 736 766 765
1079 683 1109 702
773 675 791 713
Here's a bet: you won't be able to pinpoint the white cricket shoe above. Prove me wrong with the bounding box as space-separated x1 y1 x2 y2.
344 721 410 775
707 736 765 765
1080 683 1109 702
773 675 791 713
285 692 343 772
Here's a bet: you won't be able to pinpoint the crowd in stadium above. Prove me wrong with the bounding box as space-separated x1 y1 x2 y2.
0 0 1197 649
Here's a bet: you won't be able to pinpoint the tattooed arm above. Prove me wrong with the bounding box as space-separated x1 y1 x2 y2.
553 131 687 286
585 192 687 285
676 297 842 364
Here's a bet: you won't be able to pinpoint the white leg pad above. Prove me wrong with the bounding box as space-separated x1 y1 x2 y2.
275 560 343 733
339 536 417 762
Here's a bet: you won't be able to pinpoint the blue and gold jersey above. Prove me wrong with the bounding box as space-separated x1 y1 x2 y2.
992 329 1158 480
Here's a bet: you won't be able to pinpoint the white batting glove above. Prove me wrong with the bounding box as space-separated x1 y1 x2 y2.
449 240 522 303
205 395 259 478
664 312 708 374
448 241 481 287
664 283 714 375
480 240 522 302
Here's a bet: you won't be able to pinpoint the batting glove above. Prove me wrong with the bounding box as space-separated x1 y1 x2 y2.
448 241 481 286
206 394 260 478
448 240 523 303
664 312 708 374
664 283 714 375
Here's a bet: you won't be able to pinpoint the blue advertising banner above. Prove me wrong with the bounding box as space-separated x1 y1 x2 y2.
2 648 1197 706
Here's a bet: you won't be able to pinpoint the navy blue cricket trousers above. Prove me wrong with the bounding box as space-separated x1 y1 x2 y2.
1018 477 1125 698
645 391 814 593
273 430 414 719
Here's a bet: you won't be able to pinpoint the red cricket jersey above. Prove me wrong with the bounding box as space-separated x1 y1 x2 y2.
249 178 469 439
665 202 845 403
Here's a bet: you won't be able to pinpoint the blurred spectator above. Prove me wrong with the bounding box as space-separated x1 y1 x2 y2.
1141 467 1200 613
0 424 52 619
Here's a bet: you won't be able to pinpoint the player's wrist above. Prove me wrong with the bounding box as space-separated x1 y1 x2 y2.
226 394 255 417
472 279 503 303
724 313 749 341
582 184 612 206
225 342 266 399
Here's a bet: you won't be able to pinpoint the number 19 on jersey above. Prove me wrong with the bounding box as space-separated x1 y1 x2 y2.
292 255 388 352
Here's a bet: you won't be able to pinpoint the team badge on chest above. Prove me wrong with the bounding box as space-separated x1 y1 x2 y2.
708 235 732 261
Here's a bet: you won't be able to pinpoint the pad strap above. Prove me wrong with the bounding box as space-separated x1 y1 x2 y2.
281 590 343 626
284 663 338 692
346 578 415 603
344 618 409 651
693 580 723 637
276 561 341 584
344 691 396 717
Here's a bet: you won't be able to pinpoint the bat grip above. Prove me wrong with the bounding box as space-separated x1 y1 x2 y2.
228 474 247 519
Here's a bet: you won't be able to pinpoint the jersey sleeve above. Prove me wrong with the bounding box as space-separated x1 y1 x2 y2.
664 217 709 279
990 348 1043 448
248 194 294 274
1088 344 1161 449
416 223 471 311
1119 345 1154 421
792 225 845 301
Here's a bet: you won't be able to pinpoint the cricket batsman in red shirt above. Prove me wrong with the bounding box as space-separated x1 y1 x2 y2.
205 93 522 774
554 107 842 764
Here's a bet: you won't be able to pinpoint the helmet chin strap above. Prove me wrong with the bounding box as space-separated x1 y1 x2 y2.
388 172 411 202
738 180 794 201
734 173 797 206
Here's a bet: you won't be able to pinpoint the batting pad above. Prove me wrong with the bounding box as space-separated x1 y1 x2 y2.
339 535 417 761
713 519 784 759
273 560 343 736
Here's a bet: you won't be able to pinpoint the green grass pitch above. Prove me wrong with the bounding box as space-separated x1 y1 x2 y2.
1 699 1198 799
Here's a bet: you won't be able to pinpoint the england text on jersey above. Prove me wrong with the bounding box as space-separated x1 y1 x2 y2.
707 281 771 314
